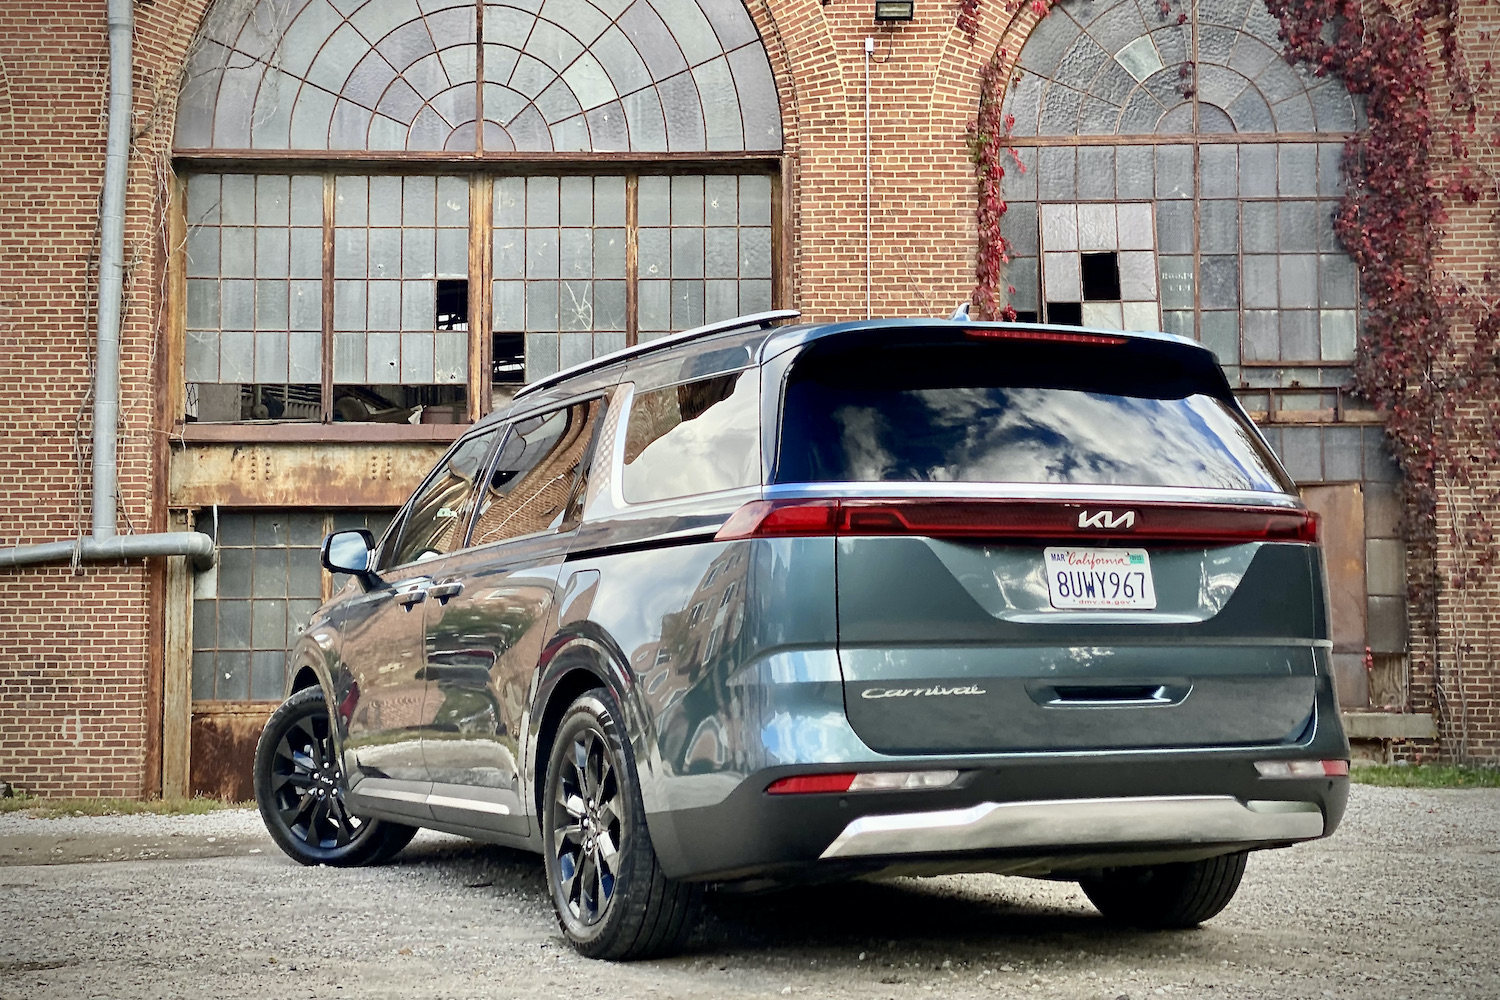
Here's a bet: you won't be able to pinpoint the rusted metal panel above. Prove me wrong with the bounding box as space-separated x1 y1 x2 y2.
177 422 465 443
1301 483 1367 656
169 442 446 508
189 707 274 802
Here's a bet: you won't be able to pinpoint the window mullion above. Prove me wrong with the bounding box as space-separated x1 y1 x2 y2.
321 173 335 422
626 174 639 348
471 172 492 418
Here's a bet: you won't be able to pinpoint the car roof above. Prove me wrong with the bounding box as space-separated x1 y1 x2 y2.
476 313 1227 430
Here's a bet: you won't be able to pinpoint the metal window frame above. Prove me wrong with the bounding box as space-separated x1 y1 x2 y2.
174 161 782 432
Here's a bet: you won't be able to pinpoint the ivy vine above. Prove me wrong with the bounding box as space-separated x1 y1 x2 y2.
966 1 1499 758
1267 0 1498 760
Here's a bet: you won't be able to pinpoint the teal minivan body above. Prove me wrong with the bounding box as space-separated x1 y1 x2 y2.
257 312 1350 958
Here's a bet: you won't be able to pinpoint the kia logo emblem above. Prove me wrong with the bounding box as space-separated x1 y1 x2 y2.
1078 510 1136 529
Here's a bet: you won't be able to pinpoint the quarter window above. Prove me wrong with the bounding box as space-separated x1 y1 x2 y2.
621 370 760 503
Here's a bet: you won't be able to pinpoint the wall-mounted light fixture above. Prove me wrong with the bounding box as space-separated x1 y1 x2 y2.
874 0 914 21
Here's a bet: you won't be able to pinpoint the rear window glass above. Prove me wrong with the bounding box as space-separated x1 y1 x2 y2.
622 370 760 503
775 338 1290 492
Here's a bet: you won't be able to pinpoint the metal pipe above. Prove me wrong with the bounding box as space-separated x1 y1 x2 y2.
864 36 873 320
0 0 215 574
93 0 133 539
0 534 216 572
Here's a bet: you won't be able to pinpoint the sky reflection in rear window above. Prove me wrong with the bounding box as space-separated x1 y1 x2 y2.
781 385 1288 492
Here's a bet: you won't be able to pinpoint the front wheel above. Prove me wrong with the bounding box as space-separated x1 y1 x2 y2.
254 686 416 867
542 689 699 960
1080 851 1248 929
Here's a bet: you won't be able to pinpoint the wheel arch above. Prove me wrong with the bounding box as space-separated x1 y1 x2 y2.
530 635 642 822
289 664 322 694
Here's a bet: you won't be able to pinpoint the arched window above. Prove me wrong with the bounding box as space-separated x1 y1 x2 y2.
175 0 783 424
999 0 1361 394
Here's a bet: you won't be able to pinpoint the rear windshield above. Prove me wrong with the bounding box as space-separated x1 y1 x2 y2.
775 336 1291 492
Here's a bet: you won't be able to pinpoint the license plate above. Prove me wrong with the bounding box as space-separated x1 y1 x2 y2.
1044 547 1156 610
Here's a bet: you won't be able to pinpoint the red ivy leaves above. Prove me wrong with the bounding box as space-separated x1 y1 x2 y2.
1266 1 1500 668
967 57 1018 321
957 0 981 41
958 1 1054 47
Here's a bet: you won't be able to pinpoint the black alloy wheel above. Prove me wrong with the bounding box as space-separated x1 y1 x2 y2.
551 726 624 925
542 688 698 959
254 686 416 867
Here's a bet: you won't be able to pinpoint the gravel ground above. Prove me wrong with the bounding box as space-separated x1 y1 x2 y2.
0 784 1496 999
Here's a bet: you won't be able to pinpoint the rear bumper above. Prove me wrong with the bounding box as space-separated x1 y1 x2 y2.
820 794 1323 860
645 752 1349 882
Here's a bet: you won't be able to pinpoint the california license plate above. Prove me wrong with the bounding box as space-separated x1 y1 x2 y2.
1044 547 1157 610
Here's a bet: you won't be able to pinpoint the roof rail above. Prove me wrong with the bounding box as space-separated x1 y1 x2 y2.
512 309 802 400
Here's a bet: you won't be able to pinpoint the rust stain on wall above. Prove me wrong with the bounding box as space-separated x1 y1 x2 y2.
189 709 274 802
170 443 446 508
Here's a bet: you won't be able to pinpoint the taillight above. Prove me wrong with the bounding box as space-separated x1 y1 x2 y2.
714 499 838 540
716 498 1319 544
765 770 960 795
1255 759 1349 778
965 327 1129 346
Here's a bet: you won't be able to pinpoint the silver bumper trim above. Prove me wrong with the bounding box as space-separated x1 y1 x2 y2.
819 795 1324 860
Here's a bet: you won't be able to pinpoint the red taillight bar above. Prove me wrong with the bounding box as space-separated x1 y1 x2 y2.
765 773 856 795
716 498 1319 544
965 328 1130 346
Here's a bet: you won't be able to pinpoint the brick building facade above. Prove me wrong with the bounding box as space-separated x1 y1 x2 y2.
0 0 1495 799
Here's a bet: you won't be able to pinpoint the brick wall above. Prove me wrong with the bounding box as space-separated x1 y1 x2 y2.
1 0 1497 799
1402 1 1500 764
1 2 159 798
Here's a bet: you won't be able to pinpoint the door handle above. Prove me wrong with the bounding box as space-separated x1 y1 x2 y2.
429 581 464 604
396 589 428 610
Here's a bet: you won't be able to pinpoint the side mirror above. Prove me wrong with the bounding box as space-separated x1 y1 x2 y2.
322 529 375 578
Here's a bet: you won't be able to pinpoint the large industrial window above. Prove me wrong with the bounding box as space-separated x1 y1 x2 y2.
999 0 1362 398
191 510 393 702
183 169 778 422
175 0 785 424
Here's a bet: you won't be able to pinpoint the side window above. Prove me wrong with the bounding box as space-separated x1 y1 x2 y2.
621 369 760 504
383 428 501 569
470 398 603 547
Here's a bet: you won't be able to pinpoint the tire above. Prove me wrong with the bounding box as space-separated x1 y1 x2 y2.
541 688 699 960
254 686 418 867
1080 851 1248 929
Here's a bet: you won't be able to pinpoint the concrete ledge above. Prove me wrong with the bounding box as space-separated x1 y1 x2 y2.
1342 712 1438 740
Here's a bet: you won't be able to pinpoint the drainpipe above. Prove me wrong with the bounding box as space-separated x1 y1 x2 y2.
0 0 214 572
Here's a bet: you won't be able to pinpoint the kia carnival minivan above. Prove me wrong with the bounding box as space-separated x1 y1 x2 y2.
255 311 1350 959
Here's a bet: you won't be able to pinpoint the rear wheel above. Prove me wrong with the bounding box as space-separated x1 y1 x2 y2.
254 686 416 867
1080 851 1248 928
542 688 699 960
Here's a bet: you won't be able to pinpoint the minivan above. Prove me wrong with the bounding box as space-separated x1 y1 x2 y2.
255 310 1350 959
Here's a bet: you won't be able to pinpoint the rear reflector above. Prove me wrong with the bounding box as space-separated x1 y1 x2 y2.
1255 759 1350 779
965 327 1129 346
765 773 855 795
717 498 1319 544
765 770 961 795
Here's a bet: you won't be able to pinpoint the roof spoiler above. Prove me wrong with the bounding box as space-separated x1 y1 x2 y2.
513 309 801 401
